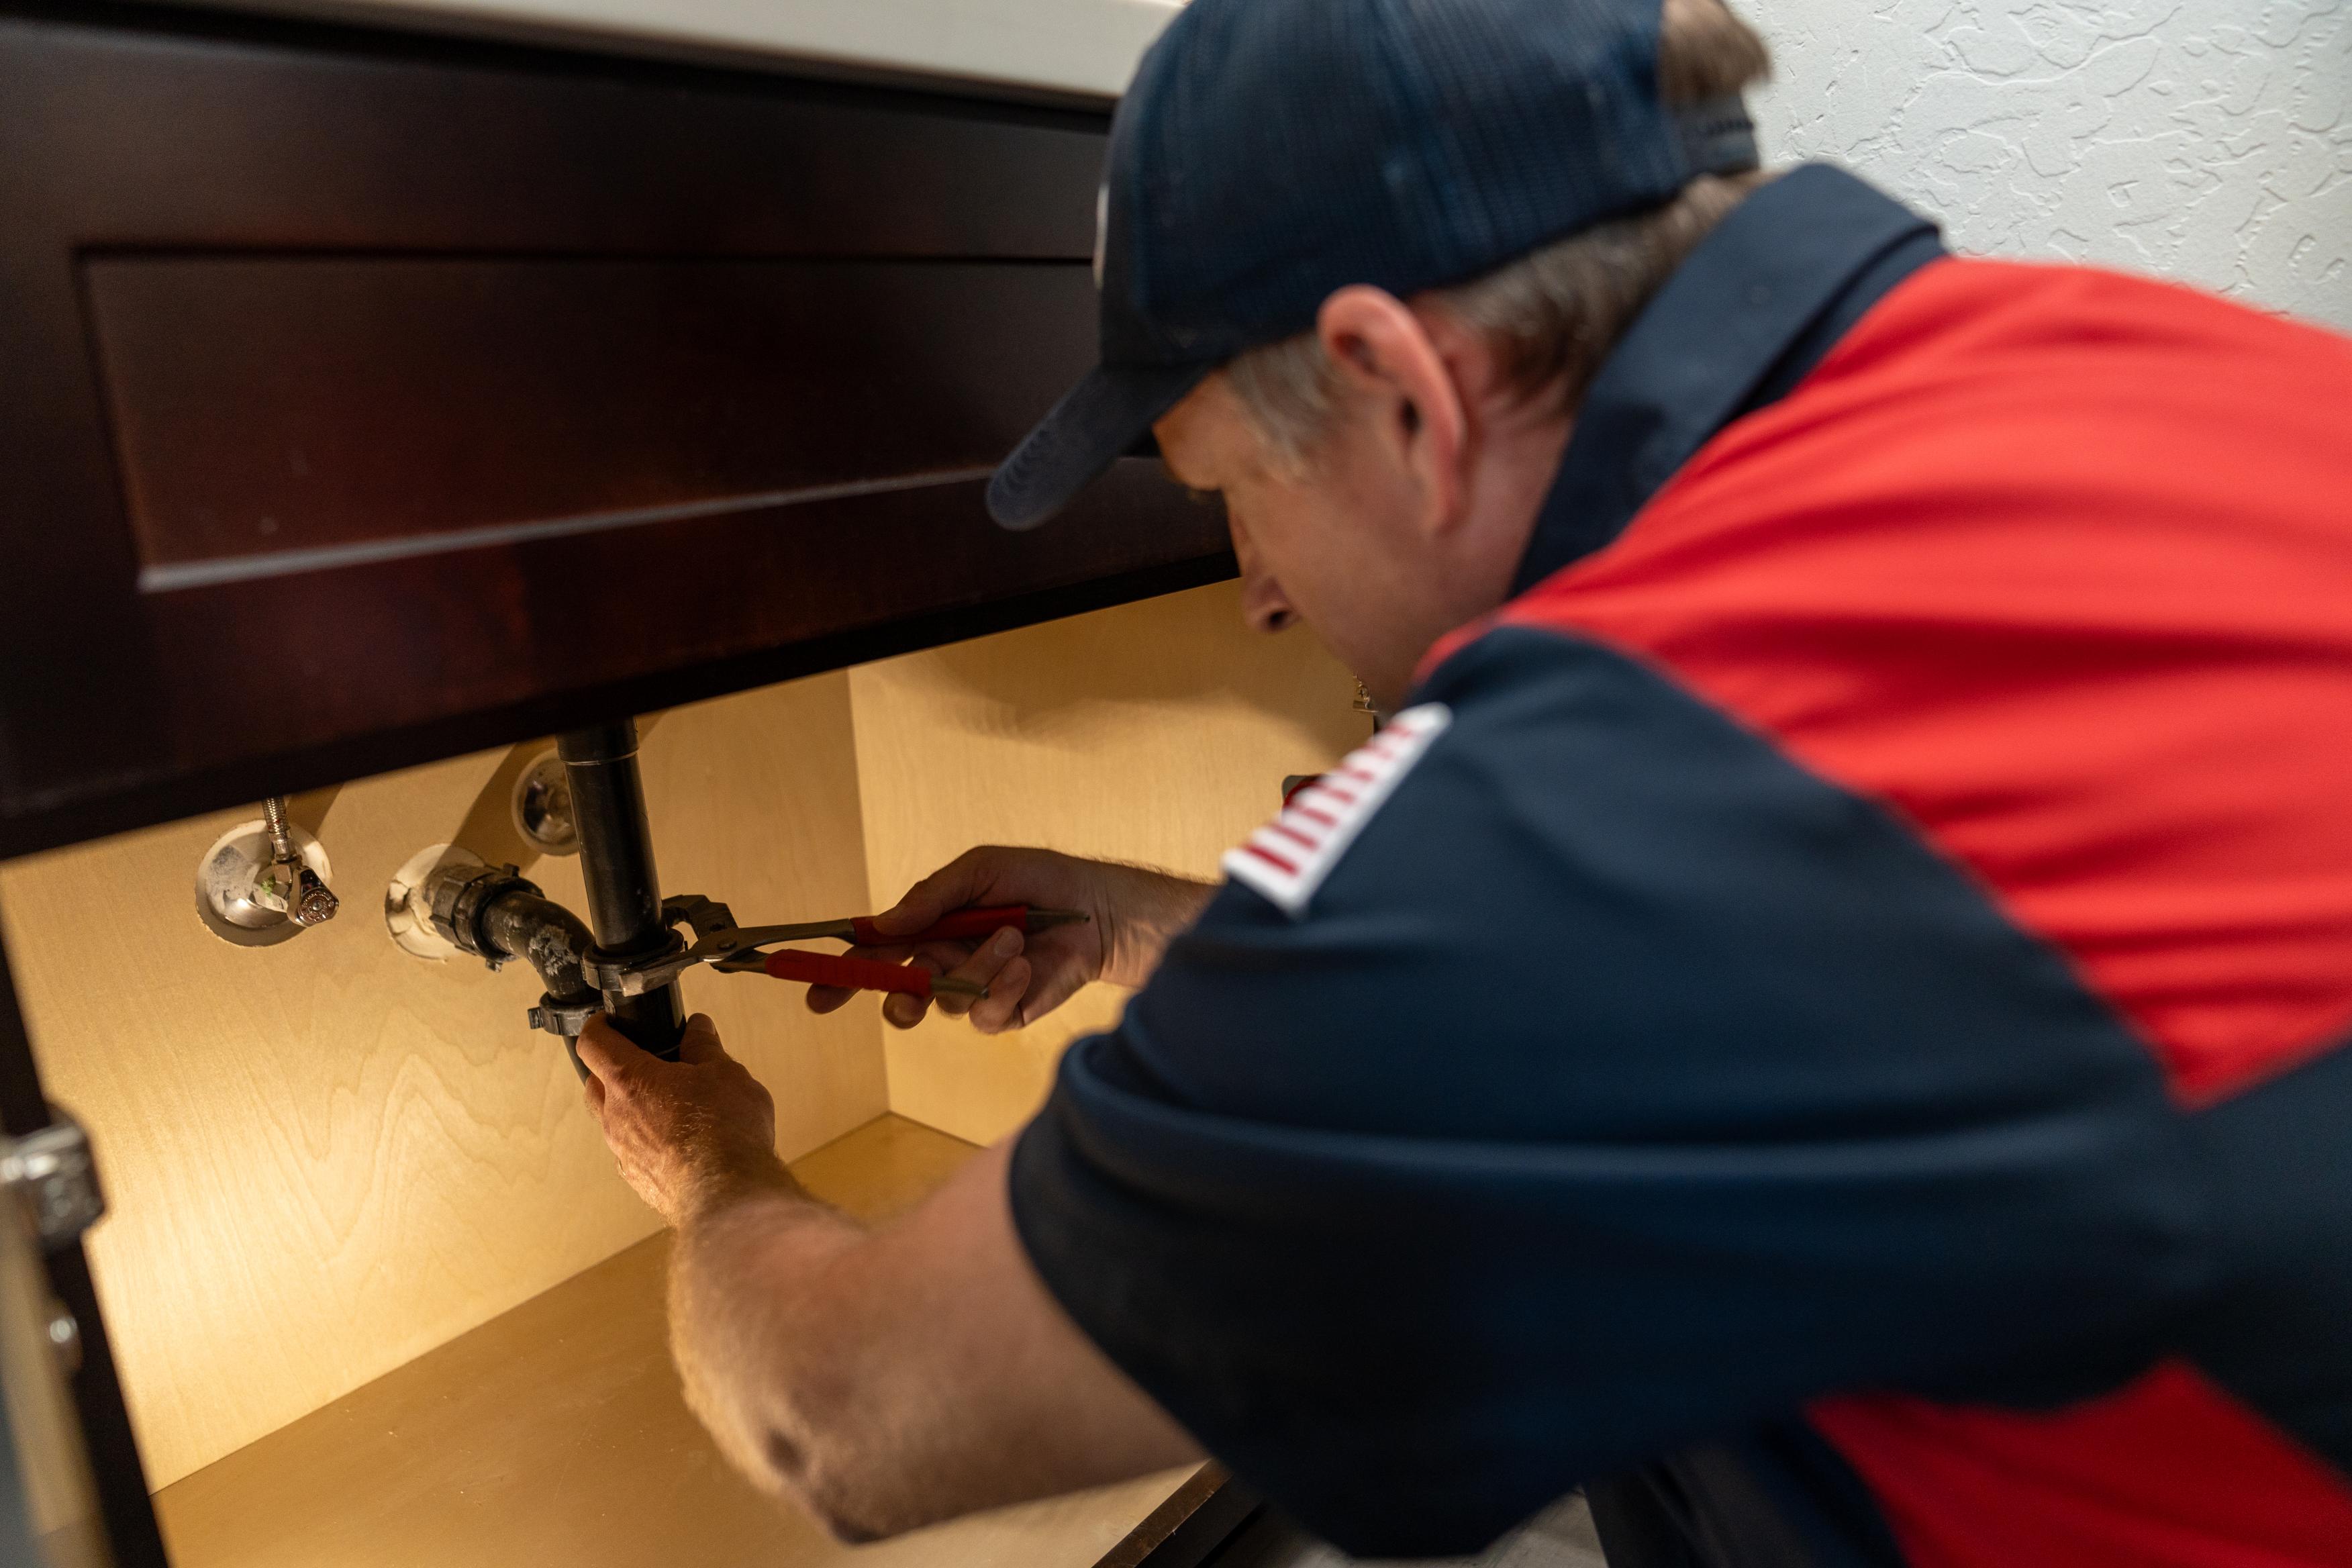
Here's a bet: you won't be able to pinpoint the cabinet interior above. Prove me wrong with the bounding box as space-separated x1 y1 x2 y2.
0 583 1366 1565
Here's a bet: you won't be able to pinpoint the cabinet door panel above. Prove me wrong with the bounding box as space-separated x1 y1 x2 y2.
0 10 1226 857
89 256 1094 583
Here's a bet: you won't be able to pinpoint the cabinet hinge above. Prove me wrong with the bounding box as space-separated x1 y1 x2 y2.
1 1113 105 1251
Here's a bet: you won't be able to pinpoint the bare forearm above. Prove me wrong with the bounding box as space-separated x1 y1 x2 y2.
663 1146 1201 1540
1099 863 1220 989
669 1189 877 1521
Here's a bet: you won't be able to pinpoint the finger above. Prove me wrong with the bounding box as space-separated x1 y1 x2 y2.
833 940 952 968
871 846 1012 938
1006 947 1097 1028
804 984 856 1015
933 927 1026 1018
676 1013 726 1066
870 867 965 938
882 991 932 1030
807 941 959 1026
799 940 928 1016
967 954 1032 1034
582 1065 607 1115
901 940 985 981
575 1015 648 1085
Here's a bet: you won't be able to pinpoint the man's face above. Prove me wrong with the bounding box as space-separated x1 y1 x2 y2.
1154 375 1436 708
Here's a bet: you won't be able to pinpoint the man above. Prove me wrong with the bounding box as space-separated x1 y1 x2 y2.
573 0 2352 1559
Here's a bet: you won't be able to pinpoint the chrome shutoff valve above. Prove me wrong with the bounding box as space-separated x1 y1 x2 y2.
251 796 338 928
195 795 339 946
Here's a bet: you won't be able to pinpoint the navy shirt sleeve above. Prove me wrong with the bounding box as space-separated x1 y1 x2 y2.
1007 626 2198 1557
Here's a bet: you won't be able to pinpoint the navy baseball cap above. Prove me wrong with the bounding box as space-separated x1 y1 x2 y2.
986 0 1761 530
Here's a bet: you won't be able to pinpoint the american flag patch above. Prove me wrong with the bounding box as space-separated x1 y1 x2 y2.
1222 703 1453 918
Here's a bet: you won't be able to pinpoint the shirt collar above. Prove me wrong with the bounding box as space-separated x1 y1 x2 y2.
1510 164 1945 594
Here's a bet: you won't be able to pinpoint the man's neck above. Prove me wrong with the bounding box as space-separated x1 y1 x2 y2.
1377 403 1575 709
1450 397 1577 619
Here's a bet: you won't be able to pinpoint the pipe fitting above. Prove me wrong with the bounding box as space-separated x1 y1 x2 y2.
422 861 529 963
479 889 599 1009
416 863 601 1015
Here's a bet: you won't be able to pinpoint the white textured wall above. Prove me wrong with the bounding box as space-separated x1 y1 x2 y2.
1748 0 2352 329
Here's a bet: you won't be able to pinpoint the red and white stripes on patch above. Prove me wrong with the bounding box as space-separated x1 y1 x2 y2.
1223 703 1453 918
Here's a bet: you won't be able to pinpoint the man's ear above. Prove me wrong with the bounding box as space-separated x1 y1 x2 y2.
1314 286 1468 534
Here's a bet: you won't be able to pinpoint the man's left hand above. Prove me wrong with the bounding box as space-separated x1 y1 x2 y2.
576 1012 791 1229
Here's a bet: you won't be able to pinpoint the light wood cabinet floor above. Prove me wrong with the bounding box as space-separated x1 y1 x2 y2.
153 1114 1193 1568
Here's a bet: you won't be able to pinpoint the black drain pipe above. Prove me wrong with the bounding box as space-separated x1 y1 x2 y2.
558 719 686 1061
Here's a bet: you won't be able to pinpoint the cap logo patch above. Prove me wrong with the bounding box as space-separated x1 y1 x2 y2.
1222 703 1452 918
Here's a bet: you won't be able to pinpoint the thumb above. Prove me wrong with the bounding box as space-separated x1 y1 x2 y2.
575 1014 648 1084
675 1012 727 1066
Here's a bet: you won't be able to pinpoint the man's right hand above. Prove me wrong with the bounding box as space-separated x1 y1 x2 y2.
805 846 1216 1034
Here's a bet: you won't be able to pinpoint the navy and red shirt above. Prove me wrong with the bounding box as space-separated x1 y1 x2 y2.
1008 164 2352 1565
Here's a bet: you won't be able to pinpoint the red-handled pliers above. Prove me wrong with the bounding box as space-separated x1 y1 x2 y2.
709 905 1088 1001
593 896 1087 998
725 948 989 1001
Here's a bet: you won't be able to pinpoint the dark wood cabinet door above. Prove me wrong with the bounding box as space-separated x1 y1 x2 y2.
0 5 1230 857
